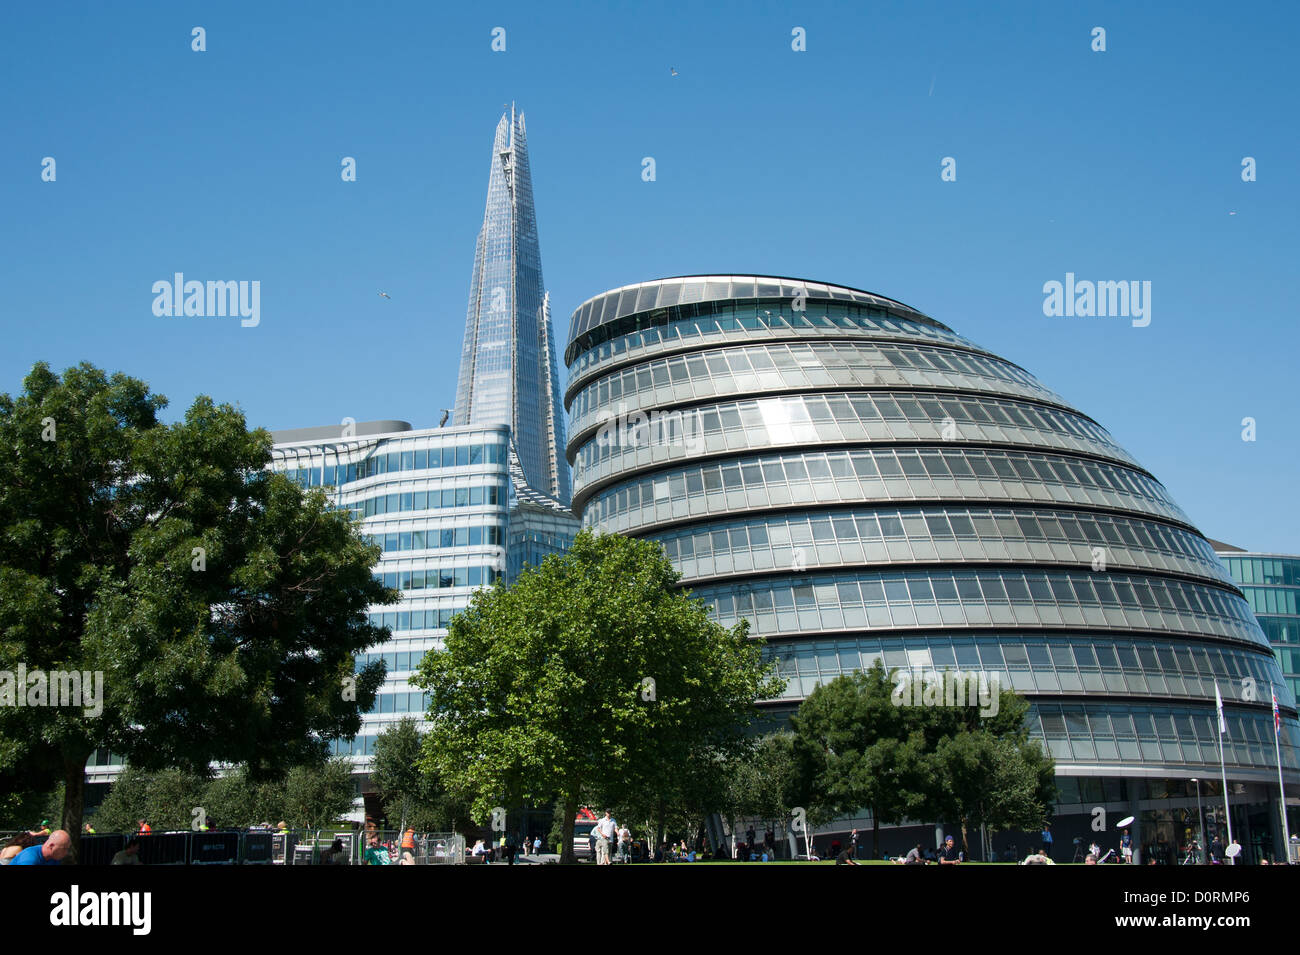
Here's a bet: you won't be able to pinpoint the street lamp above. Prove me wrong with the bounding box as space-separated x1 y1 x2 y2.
1192 778 1205 864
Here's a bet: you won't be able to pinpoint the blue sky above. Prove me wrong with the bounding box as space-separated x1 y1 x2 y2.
2 1 1297 550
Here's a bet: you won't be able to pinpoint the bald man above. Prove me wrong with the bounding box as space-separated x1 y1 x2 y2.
10 830 70 865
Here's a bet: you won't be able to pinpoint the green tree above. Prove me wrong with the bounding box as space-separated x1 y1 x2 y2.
280 759 356 830
204 767 286 827
723 732 801 854
926 688 1057 857
414 529 782 863
92 766 208 832
792 662 932 856
0 362 394 859
371 717 471 832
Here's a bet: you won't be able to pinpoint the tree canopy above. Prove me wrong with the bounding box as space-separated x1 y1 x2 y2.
414 528 782 861
793 661 1055 857
0 362 394 857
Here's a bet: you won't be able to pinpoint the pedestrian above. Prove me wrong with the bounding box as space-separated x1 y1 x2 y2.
9 829 71 865
593 810 617 865
939 835 962 865
1040 822 1052 858
137 819 152 835
364 833 392 865
1120 828 1132 864
533 835 541 856
617 824 631 863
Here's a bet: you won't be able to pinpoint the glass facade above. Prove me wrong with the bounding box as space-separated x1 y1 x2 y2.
271 423 511 770
453 106 570 506
566 275 1300 860
1216 551 1300 702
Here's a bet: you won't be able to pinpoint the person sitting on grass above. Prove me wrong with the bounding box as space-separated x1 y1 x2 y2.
939 836 962 864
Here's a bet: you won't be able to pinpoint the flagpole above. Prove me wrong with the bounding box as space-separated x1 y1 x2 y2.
1215 682 1233 857
1273 685 1291 855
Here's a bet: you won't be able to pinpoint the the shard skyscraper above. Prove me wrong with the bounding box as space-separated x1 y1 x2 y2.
453 105 572 508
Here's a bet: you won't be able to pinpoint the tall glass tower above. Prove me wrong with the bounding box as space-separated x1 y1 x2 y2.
453 105 571 507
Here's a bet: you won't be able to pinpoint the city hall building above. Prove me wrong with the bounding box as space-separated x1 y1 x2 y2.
562 274 1300 862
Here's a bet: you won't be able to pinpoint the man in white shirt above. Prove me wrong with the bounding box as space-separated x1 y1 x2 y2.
594 810 617 865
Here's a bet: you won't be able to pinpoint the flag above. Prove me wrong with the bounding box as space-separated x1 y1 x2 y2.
1274 691 1282 735
1215 682 1227 735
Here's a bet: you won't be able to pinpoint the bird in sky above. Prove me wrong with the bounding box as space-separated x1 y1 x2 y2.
378 291 391 299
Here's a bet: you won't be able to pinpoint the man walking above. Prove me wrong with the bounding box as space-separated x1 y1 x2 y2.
1040 822 1053 859
594 810 617 865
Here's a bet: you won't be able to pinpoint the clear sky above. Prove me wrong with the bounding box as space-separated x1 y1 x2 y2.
3 1 1297 550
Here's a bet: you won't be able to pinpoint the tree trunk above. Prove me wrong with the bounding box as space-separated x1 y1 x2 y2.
959 816 969 860
871 807 880 859
655 799 665 852
62 751 88 865
560 793 578 864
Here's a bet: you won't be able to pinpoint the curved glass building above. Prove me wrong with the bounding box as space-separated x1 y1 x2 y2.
564 275 1300 861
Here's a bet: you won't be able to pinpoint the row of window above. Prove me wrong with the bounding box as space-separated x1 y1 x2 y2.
1220 556 1300 587
582 448 1188 532
373 565 503 592
1257 617 1299 644
355 649 429 673
763 633 1291 706
1054 776 1229 806
349 483 508 520
1028 703 1299 771
567 300 973 380
572 391 1135 482
367 524 504 554
332 735 379 757
568 340 1061 431
275 441 508 488
366 607 466 632
365 691 430 716
696 569 1263 645
1240 585 1300 617
652 507 1230 586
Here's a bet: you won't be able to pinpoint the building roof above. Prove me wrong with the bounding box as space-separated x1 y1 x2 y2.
564 274 946 353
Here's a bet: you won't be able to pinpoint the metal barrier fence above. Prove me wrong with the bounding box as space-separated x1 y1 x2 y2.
3 828 466 865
